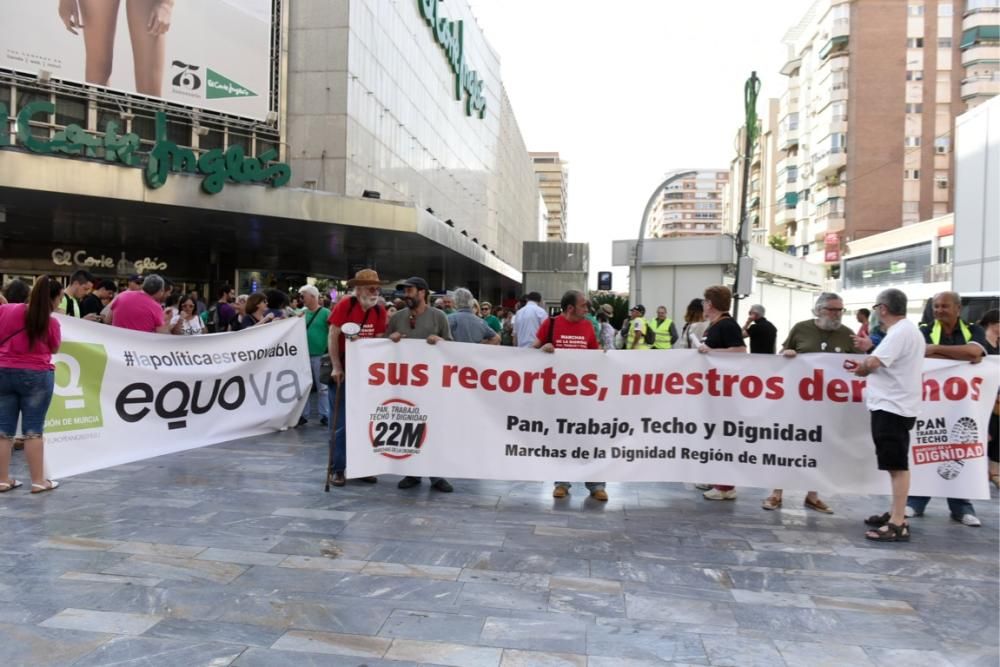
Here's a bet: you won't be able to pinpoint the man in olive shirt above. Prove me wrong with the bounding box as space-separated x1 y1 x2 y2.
782 292 856 354
387 276 454 492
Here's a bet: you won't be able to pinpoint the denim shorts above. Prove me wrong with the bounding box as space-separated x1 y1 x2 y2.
0 368 55 437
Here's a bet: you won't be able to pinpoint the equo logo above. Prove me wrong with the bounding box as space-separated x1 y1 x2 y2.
46 343 108 433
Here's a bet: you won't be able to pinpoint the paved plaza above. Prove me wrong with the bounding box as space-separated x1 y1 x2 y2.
0 423 997 667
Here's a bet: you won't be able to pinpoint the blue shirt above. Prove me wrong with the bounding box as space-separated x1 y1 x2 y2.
448 309 498 344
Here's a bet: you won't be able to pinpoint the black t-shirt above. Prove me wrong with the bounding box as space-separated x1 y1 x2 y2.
80 294 104 318
704 314 744 349
747 317 777 354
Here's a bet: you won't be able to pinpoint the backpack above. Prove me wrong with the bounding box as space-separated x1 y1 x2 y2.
206 305 220 333
616 319 630 349
643 320 657 346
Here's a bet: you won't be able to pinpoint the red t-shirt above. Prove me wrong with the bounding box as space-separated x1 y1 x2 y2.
535 315 599 350
111 290 165 333
328 297 388 365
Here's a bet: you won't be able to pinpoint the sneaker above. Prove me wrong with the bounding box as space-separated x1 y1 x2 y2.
296 416 308 427
397 476 421 489
703 488 737 501
431 479 453 493
956 513 981 527
320 416 329 427
590 488 609 502
552 485 569 498
694 483 712 490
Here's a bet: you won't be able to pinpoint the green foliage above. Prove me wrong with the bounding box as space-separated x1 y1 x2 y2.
767 234 789 252
589 292 630 329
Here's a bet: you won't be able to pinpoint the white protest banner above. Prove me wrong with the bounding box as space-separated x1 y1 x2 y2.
45 316 312 479
347 340 997 500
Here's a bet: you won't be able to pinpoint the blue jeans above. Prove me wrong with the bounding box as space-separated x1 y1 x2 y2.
305 356 329 421
0 368 55 437
329 380 347 474
907 495 975 519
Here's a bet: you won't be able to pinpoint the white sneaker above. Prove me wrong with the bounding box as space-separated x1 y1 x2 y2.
958 514 981 527
694 483 712 490
904 506 916 518
703 488 737 501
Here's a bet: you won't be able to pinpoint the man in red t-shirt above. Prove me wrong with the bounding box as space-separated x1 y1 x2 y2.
327 269 388 487
532 290 606 501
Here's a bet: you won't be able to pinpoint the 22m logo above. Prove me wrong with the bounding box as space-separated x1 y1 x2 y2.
171 61 202 91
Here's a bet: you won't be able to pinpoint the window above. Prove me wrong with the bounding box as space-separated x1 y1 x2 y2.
903 201 920 214
905 135 922 147
906 103 923 113
907 38 925 48
54 96 86 128
938 3 953 16
905 169 920 180
843 242 932 289
938 38 952 48
830 132 847 151
908 4 924 16
935 137 950 153
935 171 949 189
906 70 924 81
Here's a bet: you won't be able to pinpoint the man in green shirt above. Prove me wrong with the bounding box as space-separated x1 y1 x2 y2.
299 285 331 427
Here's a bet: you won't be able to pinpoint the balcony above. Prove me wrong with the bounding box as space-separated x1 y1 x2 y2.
819 35 849 60
774 206 795 226
814 148 847 177
961 74 1000 100
830 17 850 38
815 184 846 201
961 44 1000 66
780 127 800 149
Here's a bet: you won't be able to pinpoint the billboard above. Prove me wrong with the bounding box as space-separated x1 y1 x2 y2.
1 0 273 121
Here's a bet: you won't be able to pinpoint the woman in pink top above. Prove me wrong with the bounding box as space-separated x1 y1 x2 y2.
0 276 64 494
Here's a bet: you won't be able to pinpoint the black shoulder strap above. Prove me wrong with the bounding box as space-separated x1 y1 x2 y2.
545 315 557 345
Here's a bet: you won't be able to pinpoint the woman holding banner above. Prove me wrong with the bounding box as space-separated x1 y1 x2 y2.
0 276 64 494
58 0 174 97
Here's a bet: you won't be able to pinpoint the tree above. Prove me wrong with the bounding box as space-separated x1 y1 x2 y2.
589 292 629 330
767 235 789 253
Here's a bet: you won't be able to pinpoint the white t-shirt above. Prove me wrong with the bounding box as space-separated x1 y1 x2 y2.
866 318 925 417
170 314 205 336
514 301 547 348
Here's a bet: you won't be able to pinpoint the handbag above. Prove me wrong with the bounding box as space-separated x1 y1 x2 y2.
319 354 333 385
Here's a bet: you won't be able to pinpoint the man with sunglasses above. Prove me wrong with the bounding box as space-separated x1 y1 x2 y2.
387 276 455 492
327 269 387 487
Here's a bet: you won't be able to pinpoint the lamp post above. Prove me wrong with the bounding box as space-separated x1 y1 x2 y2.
633 170 697 307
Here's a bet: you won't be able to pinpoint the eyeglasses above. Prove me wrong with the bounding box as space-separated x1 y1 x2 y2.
872 303 885 310
821 307 844 313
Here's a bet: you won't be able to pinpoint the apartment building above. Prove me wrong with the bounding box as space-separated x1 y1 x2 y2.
646 169 730 239
529 152 569 241
723 98 782 247
772 0 999 266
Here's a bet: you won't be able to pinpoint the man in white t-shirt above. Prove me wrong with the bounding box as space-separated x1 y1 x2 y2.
513 292 547 348
849 287 925 543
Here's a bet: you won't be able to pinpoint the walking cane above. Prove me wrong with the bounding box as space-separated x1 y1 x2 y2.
325 379 342 492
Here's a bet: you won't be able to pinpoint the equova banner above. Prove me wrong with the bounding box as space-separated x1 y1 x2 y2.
45 315 311 478
2 0 272 120
347 341 998 500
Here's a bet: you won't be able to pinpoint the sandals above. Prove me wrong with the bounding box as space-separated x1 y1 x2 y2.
865 521 909 542
804 497 833 514
0 479 22 493
761 495 782 510
864 512 891 527
30 480 59 494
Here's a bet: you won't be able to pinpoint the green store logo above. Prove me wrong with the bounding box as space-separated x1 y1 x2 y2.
0 101 290 195
418 0 487 119
206 69 257 99
45 342 108 434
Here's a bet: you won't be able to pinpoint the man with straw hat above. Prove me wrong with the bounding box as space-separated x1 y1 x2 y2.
326 269 387 487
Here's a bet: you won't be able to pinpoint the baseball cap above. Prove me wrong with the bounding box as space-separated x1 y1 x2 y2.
396 276 429 291
128 273 143 284
630 304 645 314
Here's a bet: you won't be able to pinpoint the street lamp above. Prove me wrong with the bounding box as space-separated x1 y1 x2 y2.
633 170 697 307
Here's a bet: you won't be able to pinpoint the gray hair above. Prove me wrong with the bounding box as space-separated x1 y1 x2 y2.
453 287 475 310
749 304 765 316
933 290 960 306
142 274 165 296
878 288 908 316
812 292 842 316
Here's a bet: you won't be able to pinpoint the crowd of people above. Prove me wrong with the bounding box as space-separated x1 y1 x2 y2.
0 270 996 543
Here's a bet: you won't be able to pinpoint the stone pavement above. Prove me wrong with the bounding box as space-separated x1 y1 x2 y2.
0 424 997 667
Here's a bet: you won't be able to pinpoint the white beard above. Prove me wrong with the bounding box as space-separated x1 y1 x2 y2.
358 295 379 310
816 316 841 331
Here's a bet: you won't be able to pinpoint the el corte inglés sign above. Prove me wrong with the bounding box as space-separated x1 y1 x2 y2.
418 0 486 118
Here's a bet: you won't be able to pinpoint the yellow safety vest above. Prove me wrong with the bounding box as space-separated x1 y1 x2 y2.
928 320 971 345
649 318 673 350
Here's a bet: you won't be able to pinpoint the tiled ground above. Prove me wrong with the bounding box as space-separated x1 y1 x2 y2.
1 423 997 667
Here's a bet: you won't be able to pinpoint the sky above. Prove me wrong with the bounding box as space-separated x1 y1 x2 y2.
467 0 813 290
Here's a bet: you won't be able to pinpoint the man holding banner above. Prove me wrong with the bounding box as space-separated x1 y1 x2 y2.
849 288 925 542
535 290 606 502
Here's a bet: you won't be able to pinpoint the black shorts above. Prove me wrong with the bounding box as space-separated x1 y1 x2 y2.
870 410 917 471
